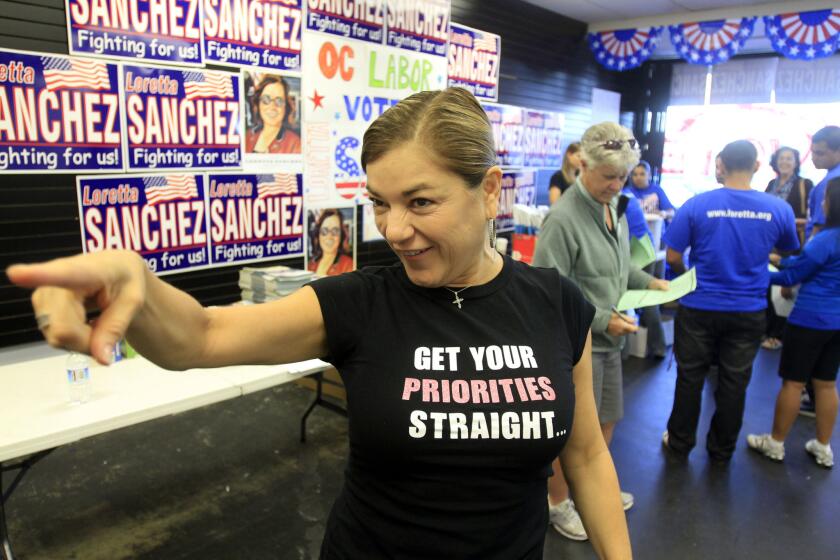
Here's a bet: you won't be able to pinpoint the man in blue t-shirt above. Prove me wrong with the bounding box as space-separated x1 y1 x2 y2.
805 126 840 239
662 140 800 462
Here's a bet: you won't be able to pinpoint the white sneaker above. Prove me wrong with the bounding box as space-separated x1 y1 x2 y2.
620 491 634 511
805 439 834 468
549 498 588 541
746 433 785 461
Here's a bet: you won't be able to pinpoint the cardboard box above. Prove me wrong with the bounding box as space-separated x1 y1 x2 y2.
627 327 648 359
627 316 675 358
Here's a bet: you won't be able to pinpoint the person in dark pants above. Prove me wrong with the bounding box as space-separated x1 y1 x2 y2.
662 140 800 462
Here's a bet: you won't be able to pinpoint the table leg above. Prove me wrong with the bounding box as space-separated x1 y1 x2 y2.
1 450 55 560
1 469 14 560
300 372 323 443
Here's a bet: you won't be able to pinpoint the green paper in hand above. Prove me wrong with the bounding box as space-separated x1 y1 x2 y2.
616 268 697 311
630 235 656 268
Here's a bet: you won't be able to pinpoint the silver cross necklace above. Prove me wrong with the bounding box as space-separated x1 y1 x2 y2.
445 286 471 309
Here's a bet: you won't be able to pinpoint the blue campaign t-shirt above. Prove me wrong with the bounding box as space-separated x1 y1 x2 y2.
621 190 652 242
806 162 840 238
625 183 675 214
772 227 840 330
665 188 799 312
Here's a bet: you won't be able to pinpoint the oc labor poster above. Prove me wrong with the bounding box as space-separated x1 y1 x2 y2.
65 0 204 65
0 48 123 174
301 31 446 206
120 64 242 171
77 173 210 275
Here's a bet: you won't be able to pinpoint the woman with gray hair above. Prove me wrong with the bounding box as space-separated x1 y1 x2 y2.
533 121 669 541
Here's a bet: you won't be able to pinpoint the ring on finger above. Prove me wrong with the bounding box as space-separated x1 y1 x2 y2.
35 314 51 330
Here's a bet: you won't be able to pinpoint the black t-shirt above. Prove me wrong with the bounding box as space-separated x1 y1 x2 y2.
549 170 574 195
310 256 595 559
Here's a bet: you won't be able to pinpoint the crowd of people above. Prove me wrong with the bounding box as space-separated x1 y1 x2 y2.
536 124 840 541
6 87 839 558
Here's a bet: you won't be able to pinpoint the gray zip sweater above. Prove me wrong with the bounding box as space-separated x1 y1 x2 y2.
532 179 653 353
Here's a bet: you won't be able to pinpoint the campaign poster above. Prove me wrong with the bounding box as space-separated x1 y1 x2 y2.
497 170 518 233
0 49 123 173
65 0 203 65
207 172 304 266
482 102 524 167
301 32 447 205
305 205 356 276
361 200 384 242
523 109 564 168
203 0 302 71
241 71 302 171
513 168 537 207
385 0 449 57
77 173 209 275
447 22 500 101
121 64 241 171
305 0 386 44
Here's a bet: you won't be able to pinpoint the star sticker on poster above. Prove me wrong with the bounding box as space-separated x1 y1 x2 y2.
309 89 325 110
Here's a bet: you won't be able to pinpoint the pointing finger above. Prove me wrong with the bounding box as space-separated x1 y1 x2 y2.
7 254 105 292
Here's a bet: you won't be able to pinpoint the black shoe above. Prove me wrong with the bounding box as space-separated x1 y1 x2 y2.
661 431 688 460
707 454 731 467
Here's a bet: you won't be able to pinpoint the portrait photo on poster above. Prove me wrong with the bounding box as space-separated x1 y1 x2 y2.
306 206 356 277
242 71 303 170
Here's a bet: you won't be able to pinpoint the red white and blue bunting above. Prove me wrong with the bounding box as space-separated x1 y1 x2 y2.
764 9 840 60
669 17 756 65
591 8 840 71
587 27 663 71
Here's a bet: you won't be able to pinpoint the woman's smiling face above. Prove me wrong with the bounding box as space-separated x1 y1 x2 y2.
366 141 498 288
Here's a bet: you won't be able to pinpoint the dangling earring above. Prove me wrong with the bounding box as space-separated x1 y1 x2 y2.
488 218 497 249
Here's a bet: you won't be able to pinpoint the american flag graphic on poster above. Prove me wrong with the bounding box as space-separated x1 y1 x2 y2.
587 27 662 71
182 71 235 100
334 136 364 200
143 175 199 205
41 56 111 91
257 174 299 199
764 9 840 60
472 32 497 53
669 17 756 65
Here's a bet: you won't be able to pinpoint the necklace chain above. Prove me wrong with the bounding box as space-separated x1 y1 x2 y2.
445 286 470 309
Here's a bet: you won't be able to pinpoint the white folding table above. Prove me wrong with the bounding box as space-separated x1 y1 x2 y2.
0 343 330 560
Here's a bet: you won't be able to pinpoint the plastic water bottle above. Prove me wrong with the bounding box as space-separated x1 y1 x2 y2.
66 352 92 404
